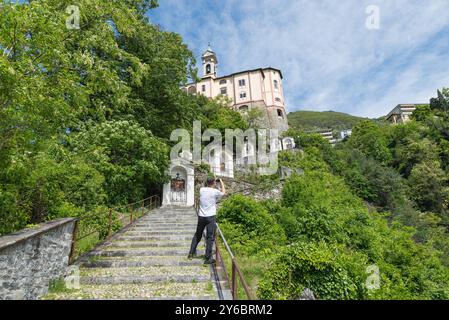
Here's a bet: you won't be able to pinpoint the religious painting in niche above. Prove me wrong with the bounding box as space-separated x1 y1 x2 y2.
171 173 185 192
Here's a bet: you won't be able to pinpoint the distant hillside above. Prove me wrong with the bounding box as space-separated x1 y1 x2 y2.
287 110 372 131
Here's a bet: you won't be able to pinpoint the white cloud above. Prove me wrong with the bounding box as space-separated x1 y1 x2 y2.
150 0 449 118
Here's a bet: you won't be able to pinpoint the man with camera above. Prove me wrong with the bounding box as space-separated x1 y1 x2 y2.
188 177 226 265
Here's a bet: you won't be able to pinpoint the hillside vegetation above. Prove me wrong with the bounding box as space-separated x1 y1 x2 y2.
287 110 372 131
219 93 449 299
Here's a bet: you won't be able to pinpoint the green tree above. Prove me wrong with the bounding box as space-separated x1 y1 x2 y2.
347 121 392 164
408 161 449 216
69 121 169 205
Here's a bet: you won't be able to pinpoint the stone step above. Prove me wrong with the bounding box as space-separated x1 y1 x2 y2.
89 248 203 257
145 210 195 214
146 296 217 300
123 231 195 236
137 221 196 226
80 274 210 285
82 256 206 268
117 235 193 241
139 219 196 223
145 211 195 215
43 282 217 300
131 224 197 229
127 228 196 233
128 223 197 231
102 245 195 251
142 215 195 218
133 221 197 225
79 266 210 277
44 295 217 300
103 241 193 248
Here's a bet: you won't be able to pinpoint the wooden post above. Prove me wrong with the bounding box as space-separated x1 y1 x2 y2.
232 259 237 300
108 208 112 237
130 204 133 224
142 200 145 217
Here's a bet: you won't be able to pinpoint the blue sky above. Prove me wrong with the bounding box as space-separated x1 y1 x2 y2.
148 0 449 118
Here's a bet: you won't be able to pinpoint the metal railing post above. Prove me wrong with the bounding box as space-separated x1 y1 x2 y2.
232 259 237 300
216 224 254 300
215 232 219 267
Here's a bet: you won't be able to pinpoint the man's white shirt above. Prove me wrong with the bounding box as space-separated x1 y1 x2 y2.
198 187 224 217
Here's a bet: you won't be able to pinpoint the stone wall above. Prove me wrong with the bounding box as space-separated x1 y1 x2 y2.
226 177 283 201
0 218 77 300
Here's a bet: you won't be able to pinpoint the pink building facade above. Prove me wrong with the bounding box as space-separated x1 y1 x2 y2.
182 47 289 132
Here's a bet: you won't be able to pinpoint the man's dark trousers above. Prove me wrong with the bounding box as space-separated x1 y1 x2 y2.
189 215 216 260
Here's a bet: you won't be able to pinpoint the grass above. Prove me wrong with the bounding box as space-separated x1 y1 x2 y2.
88 254 102 263
25 223 40 229
70 208 151 261
75 232 101 258
47 278 78 295
206 281 214 293
216 241 270 300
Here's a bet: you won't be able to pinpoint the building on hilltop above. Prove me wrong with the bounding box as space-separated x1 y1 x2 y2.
306 128 352 146
306 129 338 145
168 46 296 186
339 129 352 140
181 45 289 132
386 104 427 124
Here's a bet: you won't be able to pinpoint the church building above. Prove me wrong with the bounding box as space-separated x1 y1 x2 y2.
182 45 289 132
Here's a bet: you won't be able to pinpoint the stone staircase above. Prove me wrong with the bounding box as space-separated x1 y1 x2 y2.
43 206 219 300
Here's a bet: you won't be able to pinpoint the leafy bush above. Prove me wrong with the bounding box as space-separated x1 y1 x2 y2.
218 195 286 255
258 242 361 300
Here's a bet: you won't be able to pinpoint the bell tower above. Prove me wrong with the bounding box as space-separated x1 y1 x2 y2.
202 43 218 79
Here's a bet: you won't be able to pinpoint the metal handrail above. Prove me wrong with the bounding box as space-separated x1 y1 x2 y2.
215 223 254 300
216 224 234 259
69 195 161 264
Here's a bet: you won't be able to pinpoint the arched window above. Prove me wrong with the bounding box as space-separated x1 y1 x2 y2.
275 97 282 103
283 138 294 150
274 80 279 90
239 105 249 114
206 64 211 74
277 109 284 118
187 86 196 94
